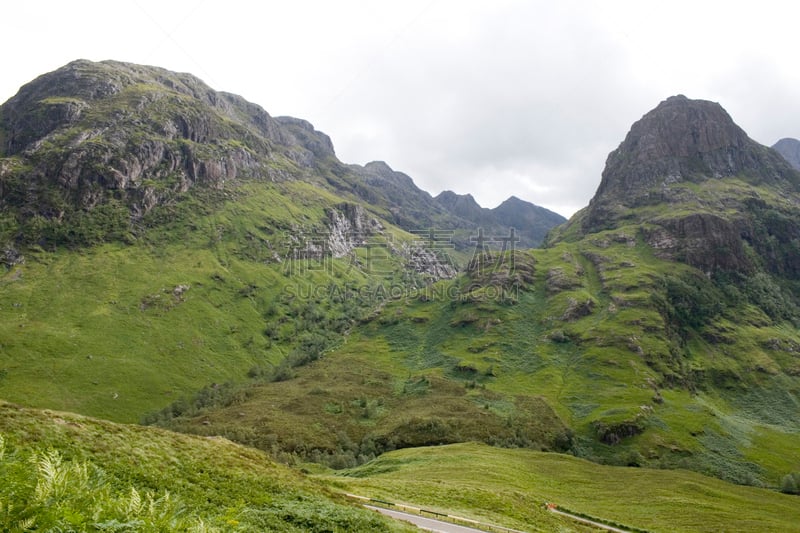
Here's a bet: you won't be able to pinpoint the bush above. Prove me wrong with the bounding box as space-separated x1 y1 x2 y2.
662 272 724 329
780 472 800 495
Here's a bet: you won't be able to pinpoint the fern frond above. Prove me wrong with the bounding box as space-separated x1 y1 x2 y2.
33 450 62 501
17 516 35 530
126 487 142 516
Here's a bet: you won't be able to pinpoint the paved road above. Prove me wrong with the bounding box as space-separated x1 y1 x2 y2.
365 505 490 533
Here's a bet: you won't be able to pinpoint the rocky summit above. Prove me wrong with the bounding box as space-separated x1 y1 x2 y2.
554 95 800 275
581 95 798 229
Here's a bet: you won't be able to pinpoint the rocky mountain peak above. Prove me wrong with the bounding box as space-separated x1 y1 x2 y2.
359 161 416 189
0 59 332 230
274 116 335 160
434 190 481 212
583 95 798 232
599 95 758 195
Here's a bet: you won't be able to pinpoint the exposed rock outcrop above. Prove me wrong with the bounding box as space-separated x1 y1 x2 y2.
325 203 383 258
0 60 286 222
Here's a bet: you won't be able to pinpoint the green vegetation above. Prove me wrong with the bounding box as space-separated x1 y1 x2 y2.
150 347 573 470
0 179 411 421
4 59 800 530
780 472 800 495
0 401 415 532
329 442 800 533
1 437 207 531
4 176 800 489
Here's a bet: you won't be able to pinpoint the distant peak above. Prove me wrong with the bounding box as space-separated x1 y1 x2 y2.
435 190 479 207
772 137 800 170
498 195 527 206
364 161 393 172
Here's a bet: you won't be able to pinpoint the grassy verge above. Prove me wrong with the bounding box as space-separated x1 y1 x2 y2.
325 442 800 533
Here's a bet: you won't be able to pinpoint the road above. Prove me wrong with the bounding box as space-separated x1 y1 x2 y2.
359 494 633 533
365 505 491 533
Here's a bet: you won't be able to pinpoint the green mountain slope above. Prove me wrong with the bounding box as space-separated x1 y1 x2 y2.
153 96 800 490
0 177 426 421
0 59 485 420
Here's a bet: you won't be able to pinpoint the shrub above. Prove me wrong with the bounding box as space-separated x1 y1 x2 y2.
780 473 800 495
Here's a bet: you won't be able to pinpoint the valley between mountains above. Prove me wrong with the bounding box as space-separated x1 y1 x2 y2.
1 60 799 532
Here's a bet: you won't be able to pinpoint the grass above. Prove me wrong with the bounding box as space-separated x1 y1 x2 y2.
0 400 416 532
0 179 413 422
155 347 573 468
327 442 800 533
144 229 800 487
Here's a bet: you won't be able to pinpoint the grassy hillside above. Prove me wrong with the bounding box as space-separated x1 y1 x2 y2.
155 224 800 486
0 400 415 532
0 179 424 421
6 176 798 490
329 442 800 533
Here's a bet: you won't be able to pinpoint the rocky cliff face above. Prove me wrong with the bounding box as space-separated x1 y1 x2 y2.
325 202 384 258
0 60 301 225
562 95 800 276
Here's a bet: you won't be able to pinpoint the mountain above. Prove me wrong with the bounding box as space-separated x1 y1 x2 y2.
434 190 566 248
773 137 800 170
2 59 800 523
576 95 798 233
492 195 566 243
0 59 562 251
155 94 800 489
434 190 488 221
554 95 800 274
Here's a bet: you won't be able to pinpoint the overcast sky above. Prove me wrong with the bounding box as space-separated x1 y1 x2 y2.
3 1 800 217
